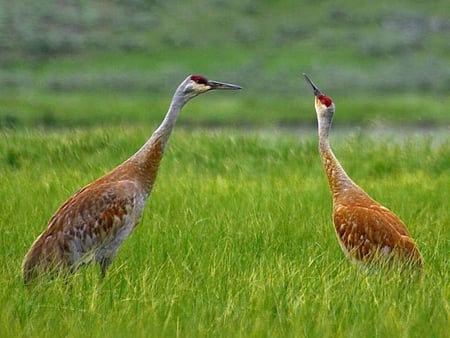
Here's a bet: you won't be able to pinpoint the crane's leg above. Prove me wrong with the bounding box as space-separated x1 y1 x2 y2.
99 257 112 278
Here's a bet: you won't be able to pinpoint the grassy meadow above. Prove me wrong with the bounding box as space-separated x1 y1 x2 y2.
0 0 449 337
0 127 449 337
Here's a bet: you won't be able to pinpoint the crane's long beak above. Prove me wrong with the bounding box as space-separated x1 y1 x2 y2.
208 80 242 90
303 73 322 96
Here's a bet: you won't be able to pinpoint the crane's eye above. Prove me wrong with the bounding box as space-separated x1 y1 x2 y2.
190 75 209 85
318 95 333 107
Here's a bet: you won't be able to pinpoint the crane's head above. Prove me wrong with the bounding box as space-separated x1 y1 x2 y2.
179 75 241 100
303 73 335 120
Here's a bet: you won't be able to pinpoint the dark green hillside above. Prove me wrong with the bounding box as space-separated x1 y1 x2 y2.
0 0 449 128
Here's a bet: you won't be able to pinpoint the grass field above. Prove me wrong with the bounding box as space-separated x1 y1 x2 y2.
1 92 450 130
0 127 448 337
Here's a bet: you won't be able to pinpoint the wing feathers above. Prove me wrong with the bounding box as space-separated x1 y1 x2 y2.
22 180 145 283
333 203 421 263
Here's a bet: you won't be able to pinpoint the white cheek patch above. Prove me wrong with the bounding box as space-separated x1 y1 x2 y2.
184 84 195 93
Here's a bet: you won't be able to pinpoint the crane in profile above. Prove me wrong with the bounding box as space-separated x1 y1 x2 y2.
303 73 422 269
22 74 241 285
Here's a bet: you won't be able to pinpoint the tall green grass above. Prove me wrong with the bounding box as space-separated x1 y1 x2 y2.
0 128 448 337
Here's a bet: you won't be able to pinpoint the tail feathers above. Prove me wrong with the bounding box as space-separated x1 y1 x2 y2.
22 234 67 285
400 235 423 269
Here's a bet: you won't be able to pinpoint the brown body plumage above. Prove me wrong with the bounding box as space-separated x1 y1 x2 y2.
22 75 241 284
303 74 422 268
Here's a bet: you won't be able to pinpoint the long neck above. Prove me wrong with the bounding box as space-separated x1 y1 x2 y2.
149 91 187 150
318 115 357 200
122 92 188 193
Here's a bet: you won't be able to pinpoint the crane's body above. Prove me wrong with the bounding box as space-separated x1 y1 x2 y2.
22 75 241 284
303 74 422 268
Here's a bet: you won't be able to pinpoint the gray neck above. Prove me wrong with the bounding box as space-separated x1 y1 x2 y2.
132 87 189 161
117 87 190 191
102 80 192 193
150 91 188 150
318 115 356 197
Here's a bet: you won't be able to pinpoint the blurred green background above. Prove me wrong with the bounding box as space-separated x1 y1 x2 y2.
0 0 449 128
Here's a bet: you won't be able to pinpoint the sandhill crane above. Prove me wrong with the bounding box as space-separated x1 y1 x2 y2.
22 74 241 285
303 73 422 269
